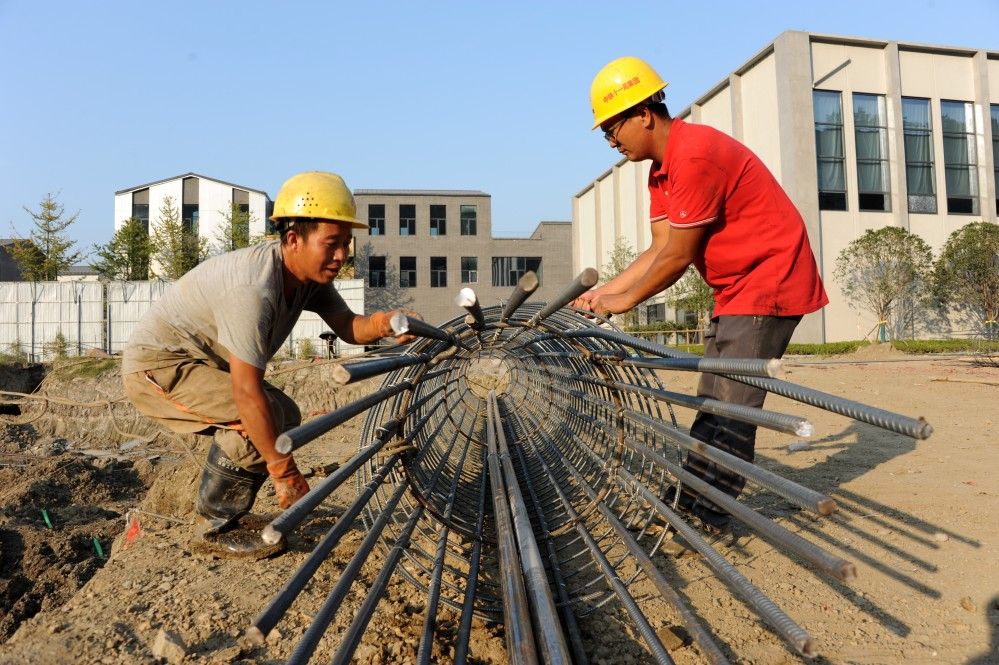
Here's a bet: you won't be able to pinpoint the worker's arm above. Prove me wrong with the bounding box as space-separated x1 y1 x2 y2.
320 309 418 345
573 222 670 309
229 354 309 508
590 225 707 315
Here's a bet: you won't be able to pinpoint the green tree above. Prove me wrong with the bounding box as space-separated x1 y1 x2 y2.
834 226 933 341
214 202 262 254
353 241 414 313
9 193 83 280
600 237 639 327
932 221 999 340
92 217 151 280
666 266 714 328
600 236 638 284
150 196 208 279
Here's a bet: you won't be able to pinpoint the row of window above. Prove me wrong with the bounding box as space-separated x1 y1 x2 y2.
130 183 251 234
367 256 541 288
814 93 999 215
366 203 478 236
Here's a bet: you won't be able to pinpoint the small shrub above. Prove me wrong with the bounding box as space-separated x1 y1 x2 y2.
298 338 316 359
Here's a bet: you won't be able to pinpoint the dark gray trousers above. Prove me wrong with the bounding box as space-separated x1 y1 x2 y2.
685 314 801 508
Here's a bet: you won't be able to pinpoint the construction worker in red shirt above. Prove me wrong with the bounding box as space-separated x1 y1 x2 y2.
575 56 828 535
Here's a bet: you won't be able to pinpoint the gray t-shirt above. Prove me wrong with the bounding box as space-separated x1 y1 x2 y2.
122 240 350 373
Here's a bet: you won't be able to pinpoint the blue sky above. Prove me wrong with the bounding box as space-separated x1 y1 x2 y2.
1 1 996 252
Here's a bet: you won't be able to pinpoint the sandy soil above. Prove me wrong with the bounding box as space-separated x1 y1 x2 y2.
0 350 996 664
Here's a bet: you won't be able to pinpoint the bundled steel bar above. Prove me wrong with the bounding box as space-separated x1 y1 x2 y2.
489 391 573 665
251 275 932 664
485 391 539 664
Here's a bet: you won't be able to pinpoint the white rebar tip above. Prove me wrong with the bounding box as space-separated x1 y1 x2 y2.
455 288 477 308
795 422 815 438
390 313 410 335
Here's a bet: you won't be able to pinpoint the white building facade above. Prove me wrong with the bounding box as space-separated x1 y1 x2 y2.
574 31 999 343
114 173 271 247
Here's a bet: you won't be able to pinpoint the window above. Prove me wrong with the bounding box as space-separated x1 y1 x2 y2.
232 189 250 215
182 176 200 234
368 256 386 288
491 256 541 287
368 204 385 235
399 204 416 235
992 105 999 214
430 256 447 287
460 256 478 283
460 204 477 235
646 303 665 323
131 188 150 233
902 97 936 213
400 256 416 287
430 204 446 236
853 93 890 212
941 100 978 214
813 90 847 210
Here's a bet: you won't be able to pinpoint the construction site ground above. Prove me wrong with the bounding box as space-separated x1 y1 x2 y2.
0 348 996 664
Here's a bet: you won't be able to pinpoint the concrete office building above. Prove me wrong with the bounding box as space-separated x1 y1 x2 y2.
573 31 999 342
353 190 573 325
114 173 272 245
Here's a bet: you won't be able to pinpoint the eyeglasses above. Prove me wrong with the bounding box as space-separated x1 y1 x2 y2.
602 114 632 143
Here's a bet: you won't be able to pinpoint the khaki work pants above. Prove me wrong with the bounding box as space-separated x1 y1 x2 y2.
122 361 301 474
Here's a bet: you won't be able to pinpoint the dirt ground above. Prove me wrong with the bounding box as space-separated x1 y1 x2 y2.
0 349 996 664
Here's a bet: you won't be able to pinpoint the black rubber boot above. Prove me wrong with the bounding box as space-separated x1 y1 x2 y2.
195 441 267 535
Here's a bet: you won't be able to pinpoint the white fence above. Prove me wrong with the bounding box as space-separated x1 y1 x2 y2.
1 279 365 361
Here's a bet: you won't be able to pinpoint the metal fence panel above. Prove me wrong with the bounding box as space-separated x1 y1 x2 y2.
1 278 366 361
105 281 172 355
0 281 103 361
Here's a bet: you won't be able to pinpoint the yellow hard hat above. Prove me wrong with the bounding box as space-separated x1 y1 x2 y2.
590 56 668 129
270 171 366 229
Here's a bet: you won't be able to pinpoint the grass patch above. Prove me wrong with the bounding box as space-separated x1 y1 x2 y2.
47 356 120 379
891 339 999 354
786 341 870 356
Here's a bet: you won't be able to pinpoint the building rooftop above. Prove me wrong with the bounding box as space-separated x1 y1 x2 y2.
115 172 270 197
353 189 490 197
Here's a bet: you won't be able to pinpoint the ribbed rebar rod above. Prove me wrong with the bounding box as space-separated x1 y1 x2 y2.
485 391 539 665
263 390 447 545
331 505 427 665
417 425 476 665
601 354 784 379
528 268 600 326
331 352 434 385
551 420 816 658
565 371 813 436
391 314 468 350
549 383 836 516
247 454 402 644
514 410 730 665
456 287 485 329
285 481 410 665
276 380 413 454
506 412 590 665
556 327 932 439
500 271 540 323
490 392 573 665
517 415 675 665
454 448 488 665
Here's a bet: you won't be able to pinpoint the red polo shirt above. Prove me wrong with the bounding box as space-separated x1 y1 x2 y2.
648 118 828 317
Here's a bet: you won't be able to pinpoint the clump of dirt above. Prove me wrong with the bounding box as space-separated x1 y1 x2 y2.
0 444 151 640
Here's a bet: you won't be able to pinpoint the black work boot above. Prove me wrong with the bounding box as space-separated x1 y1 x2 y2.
195 441 267 535
192 442 286 559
